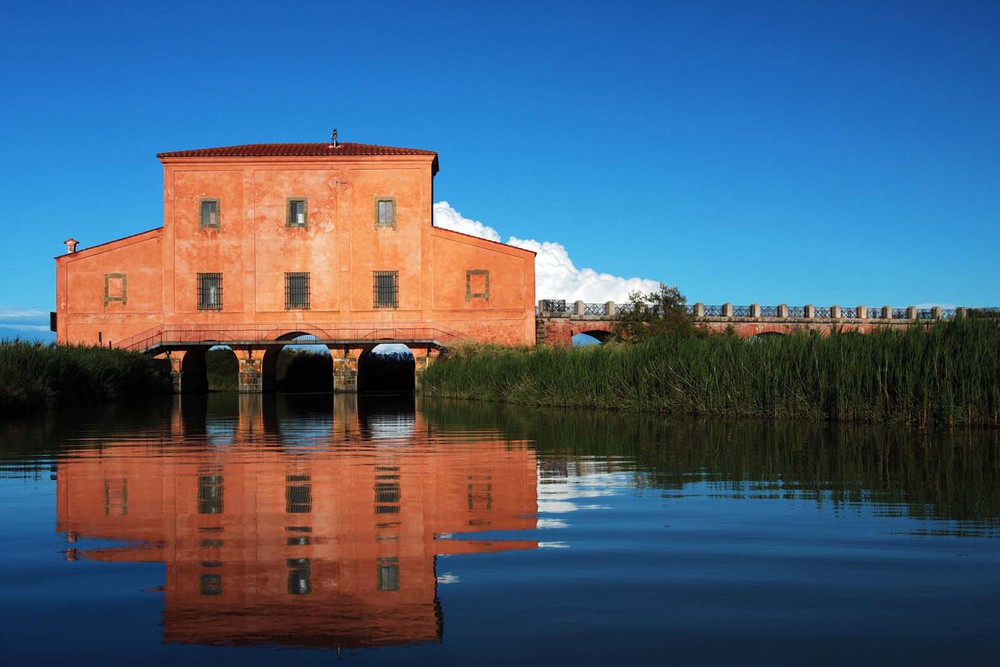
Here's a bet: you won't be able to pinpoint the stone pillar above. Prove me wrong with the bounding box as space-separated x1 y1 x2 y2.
956 307 968 319
331 347 361 393
605 301 616 318
722 303 734 318
750 303 761 318
804 305 815 318
932 306 942 319
857 305 867 319
694 302 705 318
906 306 917 320
237 393 264 438
831 305 841 319
574 300 586 316
777 304 788 318
236 348 264 393
882 306 892 319
160 349 207 394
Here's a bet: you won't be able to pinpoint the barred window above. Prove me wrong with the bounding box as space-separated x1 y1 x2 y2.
286 198 307 227
199 199 220 228
375 198 396 228
197 273 223 311
198 473 224 514
285 272 310 310
373 271 398 309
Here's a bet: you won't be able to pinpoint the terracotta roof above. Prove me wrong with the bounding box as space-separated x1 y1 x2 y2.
157 142 437 159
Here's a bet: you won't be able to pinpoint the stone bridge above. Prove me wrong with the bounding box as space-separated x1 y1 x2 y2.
536 300 978 346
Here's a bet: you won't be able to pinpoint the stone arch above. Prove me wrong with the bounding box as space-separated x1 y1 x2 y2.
575 330 611 344
357 344 416 394
262 332 333 393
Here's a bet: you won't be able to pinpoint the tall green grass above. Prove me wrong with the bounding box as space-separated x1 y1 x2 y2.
0 341 171 415
420 319 1000 427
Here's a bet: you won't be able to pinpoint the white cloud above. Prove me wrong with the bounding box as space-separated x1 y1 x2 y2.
433 202 661 303
0 306 49 320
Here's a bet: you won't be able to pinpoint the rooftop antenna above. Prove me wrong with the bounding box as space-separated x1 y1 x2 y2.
330 129 339 148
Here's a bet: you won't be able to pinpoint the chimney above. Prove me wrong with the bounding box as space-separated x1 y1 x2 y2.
65 238 79 254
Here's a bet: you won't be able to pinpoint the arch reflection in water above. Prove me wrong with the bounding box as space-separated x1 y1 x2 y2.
55 395 539 649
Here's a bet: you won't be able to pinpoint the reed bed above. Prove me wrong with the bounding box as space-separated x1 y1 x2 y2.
0 341 171 415
420 319 1000 427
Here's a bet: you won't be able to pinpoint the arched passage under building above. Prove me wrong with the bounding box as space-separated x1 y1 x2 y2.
358 344 416 394
261 333 333 393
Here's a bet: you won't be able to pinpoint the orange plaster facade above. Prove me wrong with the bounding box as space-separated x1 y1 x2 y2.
55 141 536 349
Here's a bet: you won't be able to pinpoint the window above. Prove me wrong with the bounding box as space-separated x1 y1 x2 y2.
199 199 220 228
287 558 312 595
199 573 223 596
466 270 490 301
286 198 308 227
377 557 400 592
104 273 127 306
197 273 223 311
375 197 396 228
285 475 312 514
373 271 398 309
198 473 224 514
284 272 310 310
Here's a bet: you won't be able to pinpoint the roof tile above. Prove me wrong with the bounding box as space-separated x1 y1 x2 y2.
157 142 437 159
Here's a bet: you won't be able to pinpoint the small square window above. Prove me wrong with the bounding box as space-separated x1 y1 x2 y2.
199 199 220 228
466 270 490 301
377 557 399 592
104 273 127 305
373 271 398 309
197 273 223 311
284 272 310 310
375 198 396 228
286 198 308 227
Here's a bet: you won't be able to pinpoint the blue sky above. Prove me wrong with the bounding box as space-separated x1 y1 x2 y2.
1 0 998 340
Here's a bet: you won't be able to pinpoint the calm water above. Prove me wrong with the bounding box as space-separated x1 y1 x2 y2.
1 394 999 666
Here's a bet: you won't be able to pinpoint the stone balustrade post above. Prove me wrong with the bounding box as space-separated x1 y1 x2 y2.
932 306 942 319
857 305 867 319
722 303 734 318
778 304 788 318
882 306 892 319
906 306 917 320
750 303 761 318
537 300 547 315
956 307 968 319
804 305 814 318
694 302 705 317
831 305 841 319
605 301 616 318
574 300 586 317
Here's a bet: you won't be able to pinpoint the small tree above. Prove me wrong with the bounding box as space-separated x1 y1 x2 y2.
611 283 700 342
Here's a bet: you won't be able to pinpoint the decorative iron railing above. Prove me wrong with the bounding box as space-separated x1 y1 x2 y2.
941 309 956 319
704 305 725 317
917 309 935 320
539 299 571 313
733 305 752 317
787 306 805 318
615 303 638 315
584 303 608 316
814 307 832 318
760 306 779 317
840 307 858 319
892 308 909 319
867 307 886 319
118 323 462 353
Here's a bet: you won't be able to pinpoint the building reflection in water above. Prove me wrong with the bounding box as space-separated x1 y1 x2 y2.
55 394 538 649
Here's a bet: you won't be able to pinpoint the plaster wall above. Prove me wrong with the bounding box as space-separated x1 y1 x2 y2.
57 150 536 347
